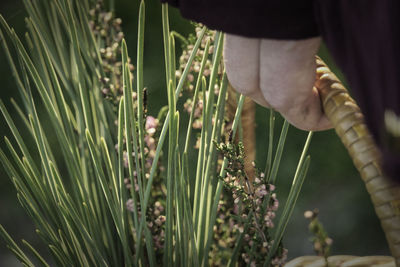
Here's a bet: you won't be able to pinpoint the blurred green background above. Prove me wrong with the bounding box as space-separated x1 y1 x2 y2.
0 0 388 266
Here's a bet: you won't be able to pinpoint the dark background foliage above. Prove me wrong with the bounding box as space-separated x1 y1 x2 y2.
0 0 388 265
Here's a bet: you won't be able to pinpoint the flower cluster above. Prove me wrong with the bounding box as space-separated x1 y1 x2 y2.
214 141 287 266
176 25 215 91
144 116 158 170
209 199 239 266
304 209 333 261
147 202 166 251
125 199 165 260
176 25 221 134
89 0 134 106
183 97 204 129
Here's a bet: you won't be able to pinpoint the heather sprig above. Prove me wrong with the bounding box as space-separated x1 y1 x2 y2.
215 140 287 266
304 209 333 264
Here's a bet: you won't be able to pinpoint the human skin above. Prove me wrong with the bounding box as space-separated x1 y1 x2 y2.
223 34 332 131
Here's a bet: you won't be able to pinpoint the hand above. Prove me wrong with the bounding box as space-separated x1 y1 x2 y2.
223 34 332 131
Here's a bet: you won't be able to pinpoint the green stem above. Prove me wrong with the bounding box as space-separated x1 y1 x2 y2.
264 131 313 265
136 0 147 192
264 109 275 179
164 80 176 266
267 119 289 184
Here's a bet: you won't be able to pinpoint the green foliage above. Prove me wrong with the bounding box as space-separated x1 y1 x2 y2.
0 0 314 266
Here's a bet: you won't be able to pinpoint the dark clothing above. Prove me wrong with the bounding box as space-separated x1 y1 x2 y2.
164 0 319 39
163 0 400 181
315 1 400 180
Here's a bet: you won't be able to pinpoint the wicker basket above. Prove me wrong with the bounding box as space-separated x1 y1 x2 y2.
285 255 395 267
284 58 400 267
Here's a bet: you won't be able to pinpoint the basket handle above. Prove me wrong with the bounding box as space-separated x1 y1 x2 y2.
315 56 400 266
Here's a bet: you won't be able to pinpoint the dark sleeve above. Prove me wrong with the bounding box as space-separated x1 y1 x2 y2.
315 0 400 180
161 0 319 39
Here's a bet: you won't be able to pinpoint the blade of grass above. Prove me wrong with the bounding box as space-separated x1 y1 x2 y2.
85 129 131 266
121 39 139 231
122 39 149 265
136 0 147 192
48 244 72 267
144 226 156 267
197 71 228 263
21 0 72 94
57 193 110 266
264 131 313 265
264 109 275 180
117 99 127 215
0 100 40 178
0 28 25 98
0 225 35 267
194 32 224 232
181 153 199 267
267 119 289 184
4 138 57 222
193 77 207 231
180 40 209 207
202 32 224 163
183 40 210 154
64 0 96 135
99 136 133 266
174 114 184 267
22 239 50 267
162 4 171 86
27 16 82 173
164 80 176 266
28 114 58 203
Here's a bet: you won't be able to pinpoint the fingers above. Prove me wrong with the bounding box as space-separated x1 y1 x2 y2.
259 37 321 111
284 86 333 131
223 34 333 131
258 37 332 131
224 34 271 107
